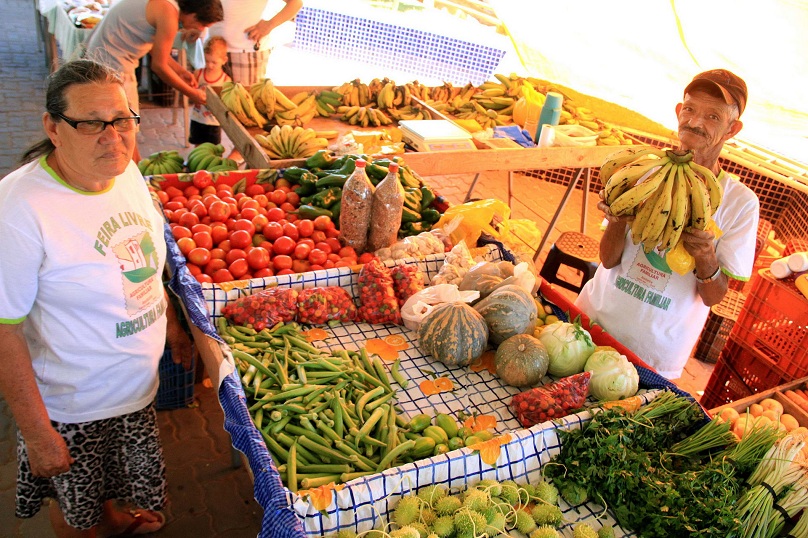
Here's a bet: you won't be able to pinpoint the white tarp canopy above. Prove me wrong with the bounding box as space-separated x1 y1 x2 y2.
492 0 808 163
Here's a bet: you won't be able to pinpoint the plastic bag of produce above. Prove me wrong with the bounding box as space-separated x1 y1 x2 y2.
357 258 401 325
434 198 510 247
510 372 591 428
221 287 298 331
296 286 357 325
389 264 425 307
400 284 479 332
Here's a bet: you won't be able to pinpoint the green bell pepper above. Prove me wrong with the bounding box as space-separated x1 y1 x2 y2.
297 204 334 219
305 150 336 170
311 187 342 209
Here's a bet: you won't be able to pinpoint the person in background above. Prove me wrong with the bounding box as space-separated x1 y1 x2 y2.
85 0 225 161
209 0 303 87
574 69 760 380
189 36 232 146
0 59 193 537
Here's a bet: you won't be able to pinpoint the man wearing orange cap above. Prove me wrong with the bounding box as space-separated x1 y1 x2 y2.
575 69 760 380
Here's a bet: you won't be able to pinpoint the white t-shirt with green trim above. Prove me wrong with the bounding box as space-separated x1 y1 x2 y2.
0 157 167 423
575 171 759 379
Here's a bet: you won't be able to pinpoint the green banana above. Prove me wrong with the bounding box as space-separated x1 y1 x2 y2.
604 155 670 206
683 165 710 230
599 147 668 185
688 161 723 215
610 161 673 217
658 165 689 252
641 164 677 252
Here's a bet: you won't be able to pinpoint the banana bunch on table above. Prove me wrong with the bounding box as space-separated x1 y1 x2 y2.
254 125 329 160
602 147 723 253
221 81 267 128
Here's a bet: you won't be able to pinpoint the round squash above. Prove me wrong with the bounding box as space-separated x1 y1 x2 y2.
495 334 549 387
459 272 504 302
418 302 488 367
474 284 538 345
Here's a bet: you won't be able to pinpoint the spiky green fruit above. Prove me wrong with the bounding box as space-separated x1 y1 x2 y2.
434 495 462 516
485 512 507 534
514 509 538 534
559 481 588 506
572 522 598 538
365 531 386 538
530 504 562 526
533 481 559 506
419 508 437 527
453 509 487 538
431 515 455 538
408 522 429 538
390 526 421 538
489 496 510 516
417 485 448 507
475 478 502 497
598 525 616 538
394 496 422 526
333 531 357 538
522 483 538 499
529 525 561 538
462 488 490 513
499 480 520 506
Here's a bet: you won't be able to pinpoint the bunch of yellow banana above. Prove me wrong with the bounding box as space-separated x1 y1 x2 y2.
376 80 397 110
336 79 372 107
254 125 329 160
452 100 509 129
335 105 393 127
596 127 635 146
315 90 343 117
220 81 267 128
403 81 431 103
386 105 432 122
248 79 277 118
602 148 724 253
273 91 317 127
560 102 602 131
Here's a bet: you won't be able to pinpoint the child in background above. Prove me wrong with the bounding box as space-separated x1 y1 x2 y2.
189 36 232 145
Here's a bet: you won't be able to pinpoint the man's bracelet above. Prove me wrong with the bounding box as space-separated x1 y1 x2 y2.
694 266 722 284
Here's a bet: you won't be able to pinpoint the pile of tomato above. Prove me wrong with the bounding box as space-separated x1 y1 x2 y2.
154 171 372 284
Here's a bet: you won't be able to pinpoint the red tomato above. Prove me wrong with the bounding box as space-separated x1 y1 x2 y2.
184 185 200 198
164 200 184 212
293 242 311 260
212 268 235 283
309 264 325 272
163 209 174 221
208 200 230 222
251 233 266 248
262 222 283 241
282 222 299 241
229 229 252 250
308 248 328 266
280 202 296 214
195 273 213 284
314 241 332 254
252 214 269 233
310 230 327 244
157 190 169 205
335 260 353 268
253 267 274 278
339 246 357 259
253 193 269 208
178 211 200 229
238 198 260 211
176 237 196 256
326 238 342 253
240 207 259 221
313 215 332 231
358 252 376 265
267 207 285 222
324 259 335 269
189 201 208 219
192 170 213 190
204 258 227 275
285 191 300 207
191 223 212 235
292 259 310 273
210 248 227 260
171 195 188 206
327 253 340 263
257 240 273 252
246 183 265 197
272 236 296 256
229 259 250 279
325 227 341 239
270 189 287 206
218 239 232 252
275 269 295 276
246 247 270 270
186 263 202 276
225 248 247 265
233 219 256 236
201 185 217 197
187 247 211 266
172 226 193 241
297 219 314 238
272 254 293 271
192 231 213 250
164 186 183 199
210 223 229 245
275 178 291 189
298 238 315 250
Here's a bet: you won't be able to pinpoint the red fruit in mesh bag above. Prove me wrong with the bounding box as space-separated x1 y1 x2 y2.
357 258 400 325
389 265 425 307
510 371 591 428
221 287 298 331
297 286 357 325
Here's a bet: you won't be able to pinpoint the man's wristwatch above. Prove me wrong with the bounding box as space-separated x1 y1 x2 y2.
694 266 722 284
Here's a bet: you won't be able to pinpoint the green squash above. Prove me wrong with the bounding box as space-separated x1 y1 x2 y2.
495 334 549 387
418 302 488 367
474 285 538 345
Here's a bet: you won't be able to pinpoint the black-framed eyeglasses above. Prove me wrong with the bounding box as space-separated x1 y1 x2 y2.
51 108 141 135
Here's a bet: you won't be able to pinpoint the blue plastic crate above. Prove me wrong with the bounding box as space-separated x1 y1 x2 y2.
155 347 196 410
291 6 506 85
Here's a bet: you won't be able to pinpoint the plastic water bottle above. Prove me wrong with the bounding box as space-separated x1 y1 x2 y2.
534 91 563 144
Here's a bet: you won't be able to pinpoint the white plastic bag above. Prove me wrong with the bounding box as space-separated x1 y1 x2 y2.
400 284 480 332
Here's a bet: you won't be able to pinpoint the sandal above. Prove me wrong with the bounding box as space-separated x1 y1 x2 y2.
114 509 166 536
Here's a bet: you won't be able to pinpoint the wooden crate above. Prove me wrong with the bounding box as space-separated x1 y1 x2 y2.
205 85 636 175
709 376 808 427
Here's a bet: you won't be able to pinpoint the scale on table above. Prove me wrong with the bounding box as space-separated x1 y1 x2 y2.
398 120 476 152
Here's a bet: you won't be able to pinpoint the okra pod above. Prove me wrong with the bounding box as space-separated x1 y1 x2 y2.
372 357 392 391
287 443 298 492
297 436 354 463
285 424 331 448
340 471 375 483
390 358 409 388
299 463 353 474
355 386 385 420
376 439 416 472
300 475 341 489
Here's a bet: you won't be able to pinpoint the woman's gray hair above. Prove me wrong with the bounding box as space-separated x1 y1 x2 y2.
18 60 124 165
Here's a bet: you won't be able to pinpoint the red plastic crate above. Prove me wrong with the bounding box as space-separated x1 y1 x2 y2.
693 289 746 364
700 338 788 410
729 269 808 380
